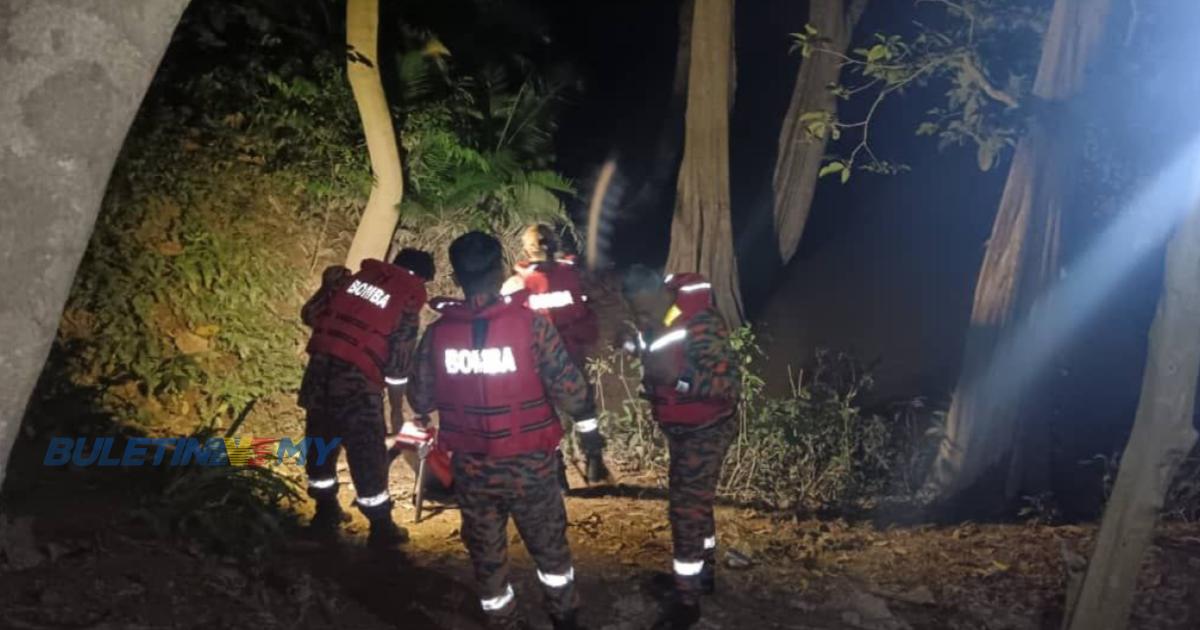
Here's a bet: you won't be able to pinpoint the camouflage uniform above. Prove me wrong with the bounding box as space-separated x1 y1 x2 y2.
652 308 741 605
663 415 737 604
300 266 420 519
409 294 594 623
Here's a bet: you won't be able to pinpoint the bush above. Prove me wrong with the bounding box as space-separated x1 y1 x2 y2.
590 327 932 513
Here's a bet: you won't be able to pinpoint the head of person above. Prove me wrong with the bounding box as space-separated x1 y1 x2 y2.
621 264 673 330
521 223 559 262
449 231 506 298
392 248 435 282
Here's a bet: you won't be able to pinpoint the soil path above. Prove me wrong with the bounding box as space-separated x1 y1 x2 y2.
3 443 1200 630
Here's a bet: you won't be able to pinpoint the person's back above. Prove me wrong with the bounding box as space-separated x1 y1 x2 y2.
408 231 606 630
622 265 740 630
299 249 434 547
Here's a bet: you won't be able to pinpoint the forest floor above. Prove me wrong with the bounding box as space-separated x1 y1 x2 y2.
3 437 1200 630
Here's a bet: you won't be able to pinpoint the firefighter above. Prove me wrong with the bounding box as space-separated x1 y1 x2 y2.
621 265 740 630
502 224 608 487
299 248 435 548
409 231 603 630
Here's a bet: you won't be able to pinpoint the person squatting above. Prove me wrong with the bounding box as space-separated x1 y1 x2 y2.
297 225 739 630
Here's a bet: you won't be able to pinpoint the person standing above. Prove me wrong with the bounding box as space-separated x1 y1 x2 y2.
299 248 434 547
409 231 604 630
502 224 607 485
621 265 741 630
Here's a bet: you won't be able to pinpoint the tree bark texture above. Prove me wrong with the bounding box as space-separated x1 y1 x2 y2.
773 0 868 265
665 0 744 324
344 0 404 271
0 0 190 490
928 0 1111 502
1064 202 1200 630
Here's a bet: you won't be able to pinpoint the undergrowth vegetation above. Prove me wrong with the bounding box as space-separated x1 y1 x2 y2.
588 328 943 514
52 0 574 434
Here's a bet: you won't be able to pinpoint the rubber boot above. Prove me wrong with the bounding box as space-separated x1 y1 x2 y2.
700 563 716 596
550 609 582 630
701 547 716 595
486 613 531 630
651 600 700 630
306 498 348 541
366 513 409 549
585 454 610 485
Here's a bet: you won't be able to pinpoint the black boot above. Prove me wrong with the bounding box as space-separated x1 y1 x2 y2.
585 454 610 485
700 563 715 596
651 600 700 630
486 613 531 630
550 609 582 630
366 517 409 549
306 498 348 541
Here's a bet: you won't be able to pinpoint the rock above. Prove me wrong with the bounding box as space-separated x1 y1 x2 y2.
835 587 911 630
0 516 44 570
725 548 753 570
898 585 935 606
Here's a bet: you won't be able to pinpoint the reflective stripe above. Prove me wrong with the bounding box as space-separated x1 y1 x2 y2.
664 274 675 283
648 329 687 352
528 290 575 310
537 567 575 588
384 376 409 386
356 491 390 508
308 477 337 489
575 418 599 433
637 332 647 351
674 559 705 576
481 584 515 611
679 282 712 293
704 536 717 550
560 258 575 265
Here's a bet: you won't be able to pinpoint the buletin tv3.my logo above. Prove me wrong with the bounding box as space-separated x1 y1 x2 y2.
43 437 341 467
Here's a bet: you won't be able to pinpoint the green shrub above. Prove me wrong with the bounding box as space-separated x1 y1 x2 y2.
590 328 929 513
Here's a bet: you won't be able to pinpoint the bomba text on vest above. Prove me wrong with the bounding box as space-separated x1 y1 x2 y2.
444 347 518 375
346 280 391 308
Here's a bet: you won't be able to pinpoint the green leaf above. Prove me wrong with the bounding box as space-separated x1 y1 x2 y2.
818 162 845 178
867 45 888 63
915 122 939 136
840 167 852 185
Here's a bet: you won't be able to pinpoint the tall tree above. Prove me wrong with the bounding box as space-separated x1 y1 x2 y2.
925 0 1112 503
0 0 190 489
344 0 404 270
773 0 869 265
665 0 743 324
1065 200 1200 630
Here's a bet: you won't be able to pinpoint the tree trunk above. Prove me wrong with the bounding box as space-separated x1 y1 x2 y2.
1064 201 1200 630
773 0 869 265
926 0 1111 503
344 0 404 271
0 0 190 490
665 0 744 324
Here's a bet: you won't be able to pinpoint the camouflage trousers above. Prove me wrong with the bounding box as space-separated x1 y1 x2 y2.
303 392 392 520
453 451 578 621
663 414 737 604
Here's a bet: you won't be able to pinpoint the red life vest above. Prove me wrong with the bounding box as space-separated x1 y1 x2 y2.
428 295 562 457
306 259 427 386
512 256 598 358
641 273 735 426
